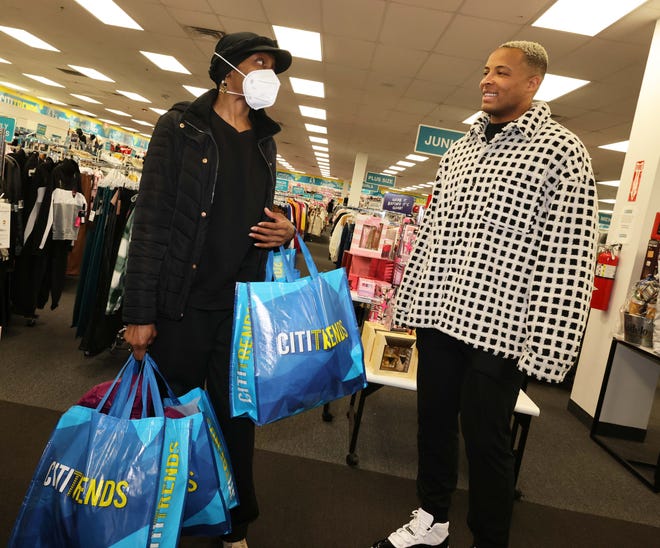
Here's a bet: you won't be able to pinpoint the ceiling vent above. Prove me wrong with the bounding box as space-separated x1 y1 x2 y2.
185 26 225 41
57 67 85 77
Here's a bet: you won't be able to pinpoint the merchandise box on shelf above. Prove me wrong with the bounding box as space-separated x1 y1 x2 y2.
361 321 418 381
342 251 394 291
349 213 400 260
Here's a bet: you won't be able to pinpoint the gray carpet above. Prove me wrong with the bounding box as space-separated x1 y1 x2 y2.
1 237 659 541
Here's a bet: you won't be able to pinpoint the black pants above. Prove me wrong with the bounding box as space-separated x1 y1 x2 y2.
416 329 524 548
149 307 257 542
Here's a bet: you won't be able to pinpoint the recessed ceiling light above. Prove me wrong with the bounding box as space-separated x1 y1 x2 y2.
462 112 481 125
272 26 322 61
116 90 151 103
299 105 326 120
99 118 120 125
131 119 155 127
105 108 130 117
121 126 139 133
73 0 143 30
597 180 620 187
599 209 614 214
0 57 11 64
23 74 64 87
140 133 151 138
183 85 207 98
312 145 329 152
536 74 590 101
383 170 398 175
599 141 629 153
532 0 646 36
309 136 328 145
0 26 59 51
38 96 67 106
289 77 325 98
388 165 405 172
72 108 96 117
397 160 415 167
71 93 101 104
305 123 327 134
150 107 168 116
599 199 617 204
315 152 330 158
406 154 429 162
68 65 114 82
140 51 190 74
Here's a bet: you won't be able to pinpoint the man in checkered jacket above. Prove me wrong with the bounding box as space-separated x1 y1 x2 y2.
372 41 598 548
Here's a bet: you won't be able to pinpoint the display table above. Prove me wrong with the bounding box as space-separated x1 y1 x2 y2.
591 336 660 492
345 369 540 490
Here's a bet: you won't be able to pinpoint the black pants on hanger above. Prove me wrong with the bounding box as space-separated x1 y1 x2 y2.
38 239 72 311
415 328 524 548
149 306 257 543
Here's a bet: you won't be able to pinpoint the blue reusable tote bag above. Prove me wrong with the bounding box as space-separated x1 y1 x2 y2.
230 236 366 425
9 355 191 548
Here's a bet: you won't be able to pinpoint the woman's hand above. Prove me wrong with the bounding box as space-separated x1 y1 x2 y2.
249 207 296 248
124 323 157 360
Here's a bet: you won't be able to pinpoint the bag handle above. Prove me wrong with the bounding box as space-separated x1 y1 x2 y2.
96 354 140 414
294 235 319 279
266 247 298 282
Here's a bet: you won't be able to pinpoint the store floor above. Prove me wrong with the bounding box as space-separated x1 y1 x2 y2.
1 240 659 547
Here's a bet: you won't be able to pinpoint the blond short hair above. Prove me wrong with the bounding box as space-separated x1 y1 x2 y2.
500 41 548 76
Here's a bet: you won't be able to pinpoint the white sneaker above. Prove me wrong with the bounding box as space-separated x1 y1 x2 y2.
223 540 248 548
371 508 449 548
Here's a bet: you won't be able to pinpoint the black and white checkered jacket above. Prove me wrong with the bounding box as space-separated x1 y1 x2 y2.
394 102 598 382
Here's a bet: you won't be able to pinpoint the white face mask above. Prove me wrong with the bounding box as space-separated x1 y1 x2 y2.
214 52 281 110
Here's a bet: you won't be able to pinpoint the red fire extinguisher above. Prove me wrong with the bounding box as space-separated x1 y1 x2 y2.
591 245 620 311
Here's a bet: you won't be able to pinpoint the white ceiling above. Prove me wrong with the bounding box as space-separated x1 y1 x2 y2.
2 0 660 203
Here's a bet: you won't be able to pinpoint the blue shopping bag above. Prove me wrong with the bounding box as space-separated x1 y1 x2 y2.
230 236 366 425
9 356 191 548
267 247 299 281
164 384 238 536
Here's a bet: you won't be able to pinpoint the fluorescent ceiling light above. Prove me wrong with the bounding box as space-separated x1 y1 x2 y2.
38 96 67 106
132 119 155 127
397 160 415 167
116 90 151 103
71 93 101 104
309 135 328 145
532 0 646 36
183 85 207 98
0 58 11 64
383 170 398 175
463 112 481 125
289 77 325 98
99 118 120 125
406 154 429 162
312 145 329 152
23 74 64 87
315 152 330 158
597 180 620 187
140 51 190 74
388 166 406 172
305 123 327 134
68 65 114 82
599 141 629 153
105 108 130 117
536 74 590 101
0 26 59 51
150 107 167 115
73 0 143 30
121 126 139 133
72 108 96 117
599 209 614 214
299 105 326 120
140 133 151 138
599 198 617 204
273 26 322 61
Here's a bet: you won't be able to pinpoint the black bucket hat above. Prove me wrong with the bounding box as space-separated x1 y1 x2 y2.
209 31 292 85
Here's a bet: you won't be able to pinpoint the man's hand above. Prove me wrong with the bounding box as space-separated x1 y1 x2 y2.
124 323 157 360
249 207 296 248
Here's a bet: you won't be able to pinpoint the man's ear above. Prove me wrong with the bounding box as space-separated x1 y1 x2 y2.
528 74 543 94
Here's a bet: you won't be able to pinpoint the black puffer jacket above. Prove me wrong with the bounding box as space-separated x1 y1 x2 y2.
122 89 280 324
